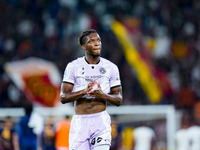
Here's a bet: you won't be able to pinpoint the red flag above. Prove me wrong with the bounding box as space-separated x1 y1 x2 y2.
4 57 61 107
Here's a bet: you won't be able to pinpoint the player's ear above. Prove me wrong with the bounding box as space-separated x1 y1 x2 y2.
82 44 86 50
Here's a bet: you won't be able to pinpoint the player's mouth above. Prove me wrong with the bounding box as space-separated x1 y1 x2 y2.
93 48 100 51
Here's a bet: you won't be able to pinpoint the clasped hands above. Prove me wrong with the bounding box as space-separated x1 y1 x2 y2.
84 79 103 97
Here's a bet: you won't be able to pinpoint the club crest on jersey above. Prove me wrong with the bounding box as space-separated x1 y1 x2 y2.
99 67 106 74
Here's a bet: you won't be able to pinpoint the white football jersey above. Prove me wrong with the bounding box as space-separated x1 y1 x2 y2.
187 126 200 150
63 57 121 97
133 126 156 150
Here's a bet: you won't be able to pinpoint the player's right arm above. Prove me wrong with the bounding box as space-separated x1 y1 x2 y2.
60 82 85 103
60 80 96 104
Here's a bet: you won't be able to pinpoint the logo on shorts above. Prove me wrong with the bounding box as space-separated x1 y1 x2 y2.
91 138 96 145
97 137 102 143
91 137 103 145
99 67 106 74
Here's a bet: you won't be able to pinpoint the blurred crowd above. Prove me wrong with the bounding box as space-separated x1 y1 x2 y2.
0 0 200 110
0 102 71 150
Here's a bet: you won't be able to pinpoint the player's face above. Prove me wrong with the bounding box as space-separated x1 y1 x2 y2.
84 33 102 57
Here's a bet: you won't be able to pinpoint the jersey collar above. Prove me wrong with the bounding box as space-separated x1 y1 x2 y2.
84 57 100 64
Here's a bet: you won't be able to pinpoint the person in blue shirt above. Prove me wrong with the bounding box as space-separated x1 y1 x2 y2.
41 116 56 150
17 102 38 150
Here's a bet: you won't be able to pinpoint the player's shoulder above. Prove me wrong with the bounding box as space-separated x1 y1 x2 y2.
68 57 84 66
100 57 117 67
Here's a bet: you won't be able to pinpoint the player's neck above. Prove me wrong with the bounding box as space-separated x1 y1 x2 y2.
85 56 100 64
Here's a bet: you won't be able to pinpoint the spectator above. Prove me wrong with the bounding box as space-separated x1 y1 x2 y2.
55 115 71 150
40 116 56 150
0 116 19 150
17 102 43 150
110 120 123 150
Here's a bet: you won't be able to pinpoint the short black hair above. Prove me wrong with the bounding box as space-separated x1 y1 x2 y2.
78 29 98 46
23 102 33 115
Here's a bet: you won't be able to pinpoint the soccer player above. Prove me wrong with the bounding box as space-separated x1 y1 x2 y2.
60 29 123 150
132 123 156 150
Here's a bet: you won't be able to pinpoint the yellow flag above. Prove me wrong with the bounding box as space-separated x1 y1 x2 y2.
110 20 162 103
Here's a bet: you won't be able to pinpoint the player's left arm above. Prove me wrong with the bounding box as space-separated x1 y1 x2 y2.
88 83 123 106
104 85 123 106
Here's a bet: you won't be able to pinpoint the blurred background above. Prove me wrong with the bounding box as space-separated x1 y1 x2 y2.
0 0 200 150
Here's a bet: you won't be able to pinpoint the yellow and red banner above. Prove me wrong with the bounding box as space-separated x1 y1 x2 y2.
4 57 61 107
110 20 162 103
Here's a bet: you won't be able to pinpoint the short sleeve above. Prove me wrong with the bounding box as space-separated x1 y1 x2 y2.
62 62 75 84
110 64 121 88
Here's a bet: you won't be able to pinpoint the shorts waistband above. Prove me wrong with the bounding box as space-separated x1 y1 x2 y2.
73 110 107 118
